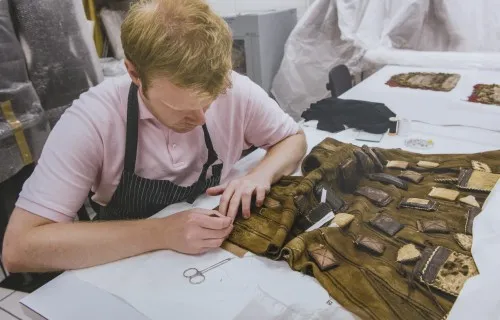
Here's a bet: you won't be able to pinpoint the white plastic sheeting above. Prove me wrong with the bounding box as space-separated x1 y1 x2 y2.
271 0 500 120
12 0 104 127
0 0 50 183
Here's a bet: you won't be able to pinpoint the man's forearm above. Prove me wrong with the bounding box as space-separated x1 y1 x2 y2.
250 130 307 183
3 208 167 273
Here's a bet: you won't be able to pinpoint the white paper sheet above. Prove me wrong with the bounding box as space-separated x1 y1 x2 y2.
72 249 356 320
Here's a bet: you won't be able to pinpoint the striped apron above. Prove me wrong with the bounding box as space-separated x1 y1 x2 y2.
98 83 223 220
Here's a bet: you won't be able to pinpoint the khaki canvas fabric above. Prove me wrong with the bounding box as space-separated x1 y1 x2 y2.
225 138 500 320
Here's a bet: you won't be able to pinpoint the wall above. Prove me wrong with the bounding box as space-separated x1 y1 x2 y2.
207 0 314 18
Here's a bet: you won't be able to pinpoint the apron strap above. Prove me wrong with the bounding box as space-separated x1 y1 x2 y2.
186 124 220 203
124 83 140 172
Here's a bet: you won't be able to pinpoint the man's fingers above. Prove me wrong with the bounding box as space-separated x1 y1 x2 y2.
256 186 267 207
218 182 236 216
241 187 254 218
226 189 243 220
201 225 233 241
206 184 226 196
194 212 232 229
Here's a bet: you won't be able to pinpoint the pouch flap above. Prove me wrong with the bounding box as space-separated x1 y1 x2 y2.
355 186 392 207
417 247 478 297
367 173 408 190
369 213 404 236
308 243 339 271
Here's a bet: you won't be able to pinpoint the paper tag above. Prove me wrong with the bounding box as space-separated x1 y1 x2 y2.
306 211 334 232
321 188 327 203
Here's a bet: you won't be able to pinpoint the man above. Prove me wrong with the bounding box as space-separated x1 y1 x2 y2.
2 0 306 273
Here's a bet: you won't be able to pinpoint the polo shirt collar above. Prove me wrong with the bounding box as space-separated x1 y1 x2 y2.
137 91 155 120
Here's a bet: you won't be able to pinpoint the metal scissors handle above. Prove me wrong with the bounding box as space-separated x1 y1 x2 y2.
183 258 234 285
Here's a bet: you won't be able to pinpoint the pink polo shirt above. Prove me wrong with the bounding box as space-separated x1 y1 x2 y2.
16 72 300 222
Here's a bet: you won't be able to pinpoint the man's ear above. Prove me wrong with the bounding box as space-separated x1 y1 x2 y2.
124 59 141 87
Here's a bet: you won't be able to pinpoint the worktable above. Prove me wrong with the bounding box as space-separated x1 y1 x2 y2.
18 65 500 320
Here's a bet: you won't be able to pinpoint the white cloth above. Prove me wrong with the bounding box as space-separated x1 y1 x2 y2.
271 0 500 120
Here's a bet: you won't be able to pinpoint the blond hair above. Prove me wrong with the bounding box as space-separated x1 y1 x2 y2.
121 0 233 99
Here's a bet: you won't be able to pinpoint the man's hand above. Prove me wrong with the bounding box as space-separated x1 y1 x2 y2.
164 208 233 254
206 130 307 221
3 207 233 273
206 173 271 220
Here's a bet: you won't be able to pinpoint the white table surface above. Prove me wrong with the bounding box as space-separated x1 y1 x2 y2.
19 65 500 320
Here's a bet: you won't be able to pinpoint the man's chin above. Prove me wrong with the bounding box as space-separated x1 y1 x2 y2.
173 125 198 133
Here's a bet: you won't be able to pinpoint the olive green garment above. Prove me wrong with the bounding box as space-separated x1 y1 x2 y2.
225 138 500 320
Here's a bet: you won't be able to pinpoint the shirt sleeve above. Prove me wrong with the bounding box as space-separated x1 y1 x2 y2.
16 89 105 222
242 77 301 150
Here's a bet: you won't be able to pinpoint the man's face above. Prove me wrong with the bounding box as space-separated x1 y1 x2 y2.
140 77 213 133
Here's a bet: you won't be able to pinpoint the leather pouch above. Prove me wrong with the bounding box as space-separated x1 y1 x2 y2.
369 213 404 236
354 235 385 255
296 203 332 231
465 207 481 235
397 244 421 263
416 246 478 297
362 145 384 172
308 243 339 271
408 164 431 173
372 148 388 165
471 160 491 173
317 183 347 212
309 203 333 222
428 187 460 201
354 149 375 174
459 195 480 208
330 213 355 228
398 198 438 211
417 161 440 169
417 220 449 233
398 170 424 184
454 233 473 251
386 160 409 169
457 168 500 193
339 157 361 193
294 195 311 215
354 186 392 207
367 173 408 190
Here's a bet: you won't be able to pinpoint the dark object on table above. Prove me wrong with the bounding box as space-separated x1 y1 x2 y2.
326 64 352 98
301 98 396 134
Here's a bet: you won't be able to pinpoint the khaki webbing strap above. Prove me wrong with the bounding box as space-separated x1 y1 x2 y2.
1 100 33 165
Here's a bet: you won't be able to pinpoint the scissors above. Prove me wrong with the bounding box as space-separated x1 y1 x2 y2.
183 257 235 284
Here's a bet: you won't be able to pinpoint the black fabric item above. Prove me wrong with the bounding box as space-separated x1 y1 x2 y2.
98 83 223 220
302 98 396 134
